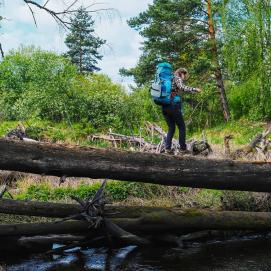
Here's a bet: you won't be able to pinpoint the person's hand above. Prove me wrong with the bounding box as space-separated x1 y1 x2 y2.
196 88 202 93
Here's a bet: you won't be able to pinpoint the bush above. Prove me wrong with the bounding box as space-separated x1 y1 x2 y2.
228 74 271 121
0 46 82 121
221 191 271 211
0 47 162 132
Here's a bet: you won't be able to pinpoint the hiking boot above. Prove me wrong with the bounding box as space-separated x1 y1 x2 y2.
163 149 174 155
178 148 191 155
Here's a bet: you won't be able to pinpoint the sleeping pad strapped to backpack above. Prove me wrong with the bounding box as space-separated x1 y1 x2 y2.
150 62 181 105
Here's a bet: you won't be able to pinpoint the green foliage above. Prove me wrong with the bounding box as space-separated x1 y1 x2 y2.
184 83 224 131
222 0 271 120
189 119 265 145
0 121 18 136
121 0 229 128
65 6 105 73
228 76 263 120
73 74 127 129
122 0 209 86
121 0 271 127
194 189 222 208
0 46 79 121
0 47 160 131
120 87 161 129
1 0 271 137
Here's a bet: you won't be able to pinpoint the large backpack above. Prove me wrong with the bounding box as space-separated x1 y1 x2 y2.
150 62 180 105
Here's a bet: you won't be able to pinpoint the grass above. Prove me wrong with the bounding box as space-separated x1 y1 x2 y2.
10 179 185 203
0 119 268 149
0 214 55 224
189 119 267 145
0 121 19 136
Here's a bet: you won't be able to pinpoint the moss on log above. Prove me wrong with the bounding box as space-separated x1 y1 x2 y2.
0 199 164 218
2 208 271 236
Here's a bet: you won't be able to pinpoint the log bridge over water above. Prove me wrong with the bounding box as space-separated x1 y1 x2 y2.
0 138 271 192
1 138 271 252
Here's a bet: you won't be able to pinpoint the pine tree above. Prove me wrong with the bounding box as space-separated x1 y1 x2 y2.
120 0 209 85
65 7 105 73
121 0 231 121
0 12 4 58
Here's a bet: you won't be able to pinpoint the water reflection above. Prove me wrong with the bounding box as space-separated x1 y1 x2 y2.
1 237 271 271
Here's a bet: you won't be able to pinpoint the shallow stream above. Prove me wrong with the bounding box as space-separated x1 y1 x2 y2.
1 235 271 271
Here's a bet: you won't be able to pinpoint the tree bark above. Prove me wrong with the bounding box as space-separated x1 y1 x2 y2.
0 220 92 236
1 139 271 192
0 42 4 58
0 198 163 218
0 198 81 217
18 234 85 246
207 0 231 122
233 127 271 158
2 209 271 236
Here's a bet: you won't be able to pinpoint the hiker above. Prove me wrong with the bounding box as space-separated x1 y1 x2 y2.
162 67 201 154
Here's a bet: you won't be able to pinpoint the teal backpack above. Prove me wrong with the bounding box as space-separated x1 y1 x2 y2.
150 62 180 105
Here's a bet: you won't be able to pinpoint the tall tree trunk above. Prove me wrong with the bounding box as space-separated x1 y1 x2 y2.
206 0 231 122
79 47 83 73
0 42 4 58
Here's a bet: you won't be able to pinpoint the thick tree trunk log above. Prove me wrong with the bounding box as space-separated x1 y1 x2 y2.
0 199 163 218
1 139 271 192
18 234 85 246
0 198 81 217
0 220 92 236
2 209 271 236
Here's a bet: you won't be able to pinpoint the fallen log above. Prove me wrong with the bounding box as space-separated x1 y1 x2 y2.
0 198 81 217
3 209 271 236
0 220 93 236
233 127 271 158
1 138 271 192
0 199 165 218
18 234 85 246
0 235 88 253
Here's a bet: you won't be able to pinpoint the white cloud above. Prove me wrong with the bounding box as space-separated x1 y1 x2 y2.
0 0 153 89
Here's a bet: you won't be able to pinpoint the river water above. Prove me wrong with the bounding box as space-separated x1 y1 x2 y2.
1 235 271 271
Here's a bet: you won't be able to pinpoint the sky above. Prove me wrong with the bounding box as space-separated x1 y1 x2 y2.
0 0 153 89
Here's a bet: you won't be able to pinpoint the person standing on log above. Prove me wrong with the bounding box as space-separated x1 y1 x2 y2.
163 68 202 154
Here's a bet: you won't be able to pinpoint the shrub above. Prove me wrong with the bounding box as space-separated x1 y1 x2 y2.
0 47 161 131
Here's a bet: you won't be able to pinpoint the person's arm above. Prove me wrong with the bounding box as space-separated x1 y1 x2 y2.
174 76 200 94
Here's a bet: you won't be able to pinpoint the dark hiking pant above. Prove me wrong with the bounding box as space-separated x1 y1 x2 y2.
162 103 186 150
